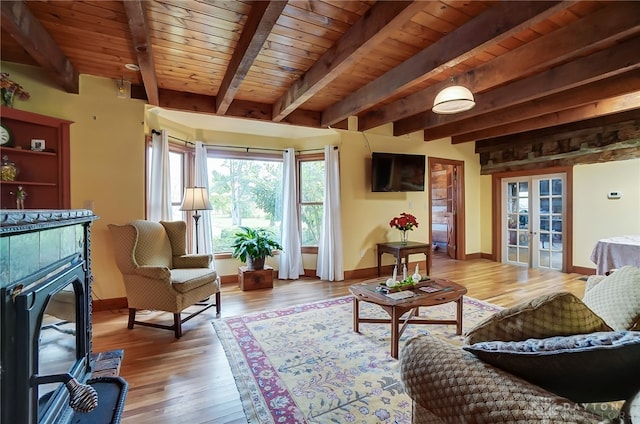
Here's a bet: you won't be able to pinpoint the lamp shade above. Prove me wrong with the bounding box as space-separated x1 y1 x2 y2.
179 187 212 211
432 85 475 114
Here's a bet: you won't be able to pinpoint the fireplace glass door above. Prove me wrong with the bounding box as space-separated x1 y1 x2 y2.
38 281 78 415
14 260 91 424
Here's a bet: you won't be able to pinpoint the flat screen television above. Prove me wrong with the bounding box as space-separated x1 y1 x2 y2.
371 152 425 192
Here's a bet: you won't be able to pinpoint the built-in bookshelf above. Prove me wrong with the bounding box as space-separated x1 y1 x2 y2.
0 106 72 209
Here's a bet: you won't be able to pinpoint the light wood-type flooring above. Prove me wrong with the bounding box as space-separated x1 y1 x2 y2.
91 253 590 423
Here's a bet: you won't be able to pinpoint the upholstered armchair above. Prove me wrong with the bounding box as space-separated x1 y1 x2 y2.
108 220 221 338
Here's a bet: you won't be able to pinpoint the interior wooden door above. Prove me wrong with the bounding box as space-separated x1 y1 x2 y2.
429 157 465 261
446 213 455 258
446 167 457 259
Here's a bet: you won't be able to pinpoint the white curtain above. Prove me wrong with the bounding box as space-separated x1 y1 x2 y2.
279 148 304 279
194 141 213 256
316 145 344 281
148 129 172 221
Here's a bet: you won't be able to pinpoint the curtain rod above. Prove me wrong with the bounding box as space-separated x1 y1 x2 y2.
151 129 335 153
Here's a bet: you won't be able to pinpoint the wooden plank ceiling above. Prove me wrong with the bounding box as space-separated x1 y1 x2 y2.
1 0 639 145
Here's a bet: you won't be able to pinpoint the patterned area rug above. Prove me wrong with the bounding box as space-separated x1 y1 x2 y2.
213 295 501 424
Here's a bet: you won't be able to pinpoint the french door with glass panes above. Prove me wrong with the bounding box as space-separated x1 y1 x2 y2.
502 173 566 271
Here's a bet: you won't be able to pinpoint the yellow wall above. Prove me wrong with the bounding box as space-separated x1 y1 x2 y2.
335 127 482 271
146 117 484 275
2 63 146 299
573 158 640 268
3 62 638 301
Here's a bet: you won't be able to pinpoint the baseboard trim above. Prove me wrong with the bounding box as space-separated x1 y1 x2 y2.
344 267 379 280
572 265 596 276
464 252 482 260
101 257 587 307
93 297 127 312
220 274 238 285
220 267 383 283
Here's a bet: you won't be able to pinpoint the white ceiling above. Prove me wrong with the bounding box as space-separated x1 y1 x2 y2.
149 107 338 140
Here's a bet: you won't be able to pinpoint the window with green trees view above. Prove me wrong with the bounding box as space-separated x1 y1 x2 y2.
206 153 325 253
299 158 325 246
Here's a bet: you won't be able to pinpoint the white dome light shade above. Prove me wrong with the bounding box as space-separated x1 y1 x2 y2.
432 85 476 114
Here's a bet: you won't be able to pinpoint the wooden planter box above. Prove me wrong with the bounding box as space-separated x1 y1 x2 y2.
238 265 274 291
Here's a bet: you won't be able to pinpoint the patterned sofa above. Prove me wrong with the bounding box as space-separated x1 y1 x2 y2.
401 266 640 423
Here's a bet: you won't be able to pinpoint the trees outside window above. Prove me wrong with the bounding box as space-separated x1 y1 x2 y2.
207 154 283 252
298 157 325 247
168 151 186 220
152 144 326 255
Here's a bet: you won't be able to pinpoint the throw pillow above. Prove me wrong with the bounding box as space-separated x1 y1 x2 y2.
582 265 640 331
465 292 612 345
463 331 640 403
585 274 607 292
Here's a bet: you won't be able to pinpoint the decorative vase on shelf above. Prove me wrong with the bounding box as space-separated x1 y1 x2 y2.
1 72 30 107
1 88 16 107
1 155 19 181
400 230 408 245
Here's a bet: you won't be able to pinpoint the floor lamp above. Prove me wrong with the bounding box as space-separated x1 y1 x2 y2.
179 187 212 253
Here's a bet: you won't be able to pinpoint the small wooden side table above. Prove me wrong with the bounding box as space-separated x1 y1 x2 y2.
377 241 431 277
238 265 274 291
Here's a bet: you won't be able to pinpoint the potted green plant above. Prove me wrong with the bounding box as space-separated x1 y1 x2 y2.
231 226 283 270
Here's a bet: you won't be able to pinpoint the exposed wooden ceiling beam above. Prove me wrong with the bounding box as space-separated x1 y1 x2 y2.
272 1 425 122
124 0 159 106
475 109 640 151
216 1 287 115
476 111 640 174
480 142 640 175
320 1 569 128
453 93 640 144
158 89 321 128
448 73 640 143
0 0 79 93
359 2 640 132
394 39 640 137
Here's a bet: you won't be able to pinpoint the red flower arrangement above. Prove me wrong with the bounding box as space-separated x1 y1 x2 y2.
389 212 419 232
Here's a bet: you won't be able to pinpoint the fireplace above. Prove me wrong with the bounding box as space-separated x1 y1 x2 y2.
1 210 126 424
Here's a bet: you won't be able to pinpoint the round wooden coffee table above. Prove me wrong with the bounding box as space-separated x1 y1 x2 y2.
349 278 467 359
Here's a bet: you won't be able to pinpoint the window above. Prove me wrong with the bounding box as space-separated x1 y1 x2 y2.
150 141 326 255
168 151 186 220
147 142 190 222
298 156 325 247
207 152 283 253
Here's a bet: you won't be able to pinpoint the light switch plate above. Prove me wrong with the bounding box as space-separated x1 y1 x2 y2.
607 191 622 199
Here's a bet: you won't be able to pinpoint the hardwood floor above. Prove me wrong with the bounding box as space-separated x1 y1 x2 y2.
91 254 590 423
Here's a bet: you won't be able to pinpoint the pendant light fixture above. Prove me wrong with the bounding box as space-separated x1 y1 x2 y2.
432 77 475 114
